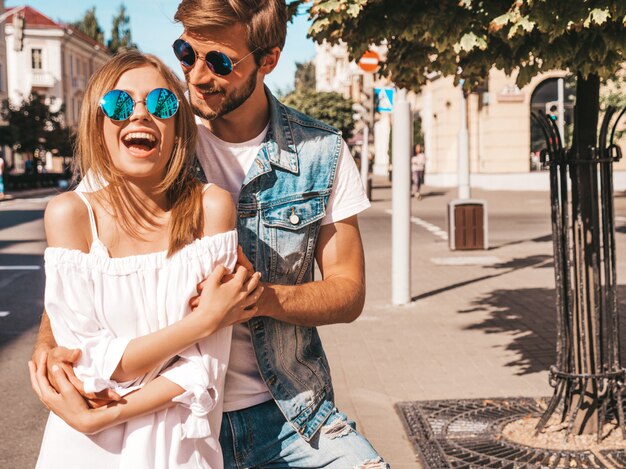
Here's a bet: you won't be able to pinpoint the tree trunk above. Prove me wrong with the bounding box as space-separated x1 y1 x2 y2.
566 72 601 434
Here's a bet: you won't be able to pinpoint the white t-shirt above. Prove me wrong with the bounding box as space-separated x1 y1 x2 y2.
195 120 370 412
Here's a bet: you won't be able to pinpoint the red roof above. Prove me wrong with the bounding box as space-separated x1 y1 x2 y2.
4 5 61 29
66 25 109 51
4 5 109 51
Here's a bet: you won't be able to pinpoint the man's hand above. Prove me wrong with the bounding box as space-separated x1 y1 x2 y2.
31 345 120 408
189 245 259 316
234 245 254 275
29 352 106 434
189 262 263 330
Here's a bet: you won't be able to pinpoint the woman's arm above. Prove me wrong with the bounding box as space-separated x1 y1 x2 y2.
30 352 183 434
109 184 256 382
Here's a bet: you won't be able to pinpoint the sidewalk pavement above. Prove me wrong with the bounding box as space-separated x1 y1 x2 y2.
318 177 626 468
0 187 61 202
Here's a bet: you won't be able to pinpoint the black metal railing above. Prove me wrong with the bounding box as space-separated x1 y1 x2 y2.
532 107 626 441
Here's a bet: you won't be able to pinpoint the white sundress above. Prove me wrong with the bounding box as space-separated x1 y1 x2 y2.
36 189 237 469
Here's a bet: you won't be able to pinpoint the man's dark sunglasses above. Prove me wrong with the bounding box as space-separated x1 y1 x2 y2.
172 38 259 76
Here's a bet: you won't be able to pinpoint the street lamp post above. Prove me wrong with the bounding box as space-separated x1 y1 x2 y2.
391 89 412 305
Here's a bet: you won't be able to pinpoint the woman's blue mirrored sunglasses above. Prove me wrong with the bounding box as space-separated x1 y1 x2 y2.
172 38 258 76
99 88 179 121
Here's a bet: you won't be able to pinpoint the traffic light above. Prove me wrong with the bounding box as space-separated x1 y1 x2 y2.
545 100 558 122
13 13 25 52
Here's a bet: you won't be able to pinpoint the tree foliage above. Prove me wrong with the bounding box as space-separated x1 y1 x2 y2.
0 93 71 156
72 7 105 45
282 90 355 137
303 0 626 93
108 4 136 54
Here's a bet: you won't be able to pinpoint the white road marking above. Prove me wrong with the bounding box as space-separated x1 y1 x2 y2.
385 209 449 241
0 265 41 270
0 311 9 317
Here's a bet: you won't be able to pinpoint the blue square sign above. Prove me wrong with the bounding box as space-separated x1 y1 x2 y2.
375 87 394 113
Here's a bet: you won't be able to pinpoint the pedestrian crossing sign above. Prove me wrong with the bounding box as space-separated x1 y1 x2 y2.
375 87 394 113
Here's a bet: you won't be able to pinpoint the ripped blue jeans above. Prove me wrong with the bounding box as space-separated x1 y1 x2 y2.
220 399 388 468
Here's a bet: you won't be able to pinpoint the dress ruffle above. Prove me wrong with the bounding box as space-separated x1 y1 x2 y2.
44 230 238 276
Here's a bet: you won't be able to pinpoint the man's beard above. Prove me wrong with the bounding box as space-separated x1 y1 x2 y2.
188 68 258 121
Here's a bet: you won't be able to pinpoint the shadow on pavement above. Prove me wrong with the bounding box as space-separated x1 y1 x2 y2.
411 254 552 303
458 285 626 376
490 233 553 250
0 210 45 231
0 240 46 250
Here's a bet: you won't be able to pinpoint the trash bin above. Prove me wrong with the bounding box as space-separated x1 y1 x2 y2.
448 199 488 250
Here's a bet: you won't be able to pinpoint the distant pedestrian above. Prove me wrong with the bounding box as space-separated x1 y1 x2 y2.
0 157 5 200
412 144 426 199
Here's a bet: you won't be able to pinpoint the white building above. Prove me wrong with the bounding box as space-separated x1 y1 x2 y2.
315 41 626 190
3 5 110 171
0 0 8 105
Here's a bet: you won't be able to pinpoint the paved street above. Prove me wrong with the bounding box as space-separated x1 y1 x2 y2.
3 182 626 467
0 190 55 468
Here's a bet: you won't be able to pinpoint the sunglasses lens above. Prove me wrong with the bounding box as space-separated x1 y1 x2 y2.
205 51 233 76
100 90 134 121
173 39 196 67
146 88 179 119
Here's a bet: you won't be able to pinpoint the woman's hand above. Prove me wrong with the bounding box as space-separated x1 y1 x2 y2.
29 352 110 435
32 345 121 408
190 264 263 333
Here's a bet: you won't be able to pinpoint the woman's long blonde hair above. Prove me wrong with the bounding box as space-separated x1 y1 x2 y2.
75 50 203 257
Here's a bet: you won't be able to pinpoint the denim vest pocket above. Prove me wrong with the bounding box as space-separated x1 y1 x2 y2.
261 195 326 284
261 195 326 230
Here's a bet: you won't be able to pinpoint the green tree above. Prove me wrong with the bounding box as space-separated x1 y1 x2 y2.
306 0 626 438
72 7 105 44
294 61 316 92
108 4 136 54
282 90 355 138
601 68 626 138
0 94 70 159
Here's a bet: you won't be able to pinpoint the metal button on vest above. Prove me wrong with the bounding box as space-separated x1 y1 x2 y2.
289 208 300 225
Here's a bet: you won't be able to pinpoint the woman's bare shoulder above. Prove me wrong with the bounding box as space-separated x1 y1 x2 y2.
44 191 91 251
201 184 236 236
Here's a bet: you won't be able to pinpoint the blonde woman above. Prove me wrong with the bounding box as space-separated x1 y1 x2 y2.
29 50 261 468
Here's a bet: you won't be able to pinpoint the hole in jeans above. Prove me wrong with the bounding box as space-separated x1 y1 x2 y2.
320 418 354 439
354 457 389 469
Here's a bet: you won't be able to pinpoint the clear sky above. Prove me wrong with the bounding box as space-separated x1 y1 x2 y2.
5 1 316 94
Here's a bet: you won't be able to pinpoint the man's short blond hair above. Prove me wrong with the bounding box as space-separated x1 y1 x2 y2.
175 0 288 63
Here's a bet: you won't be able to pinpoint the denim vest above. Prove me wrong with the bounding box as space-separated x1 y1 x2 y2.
234 90 342 440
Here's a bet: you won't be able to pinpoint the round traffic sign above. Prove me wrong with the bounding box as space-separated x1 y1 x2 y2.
358 50 380 73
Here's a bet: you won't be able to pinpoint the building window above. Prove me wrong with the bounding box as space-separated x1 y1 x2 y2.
31 48 43 70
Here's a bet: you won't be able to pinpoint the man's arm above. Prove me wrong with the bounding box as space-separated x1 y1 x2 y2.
257 215 365 327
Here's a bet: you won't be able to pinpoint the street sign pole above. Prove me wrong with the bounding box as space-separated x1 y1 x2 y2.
458 84 470 199
357 51 380 198
360 125 369 191
392 89 411 305
557 78 565 142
